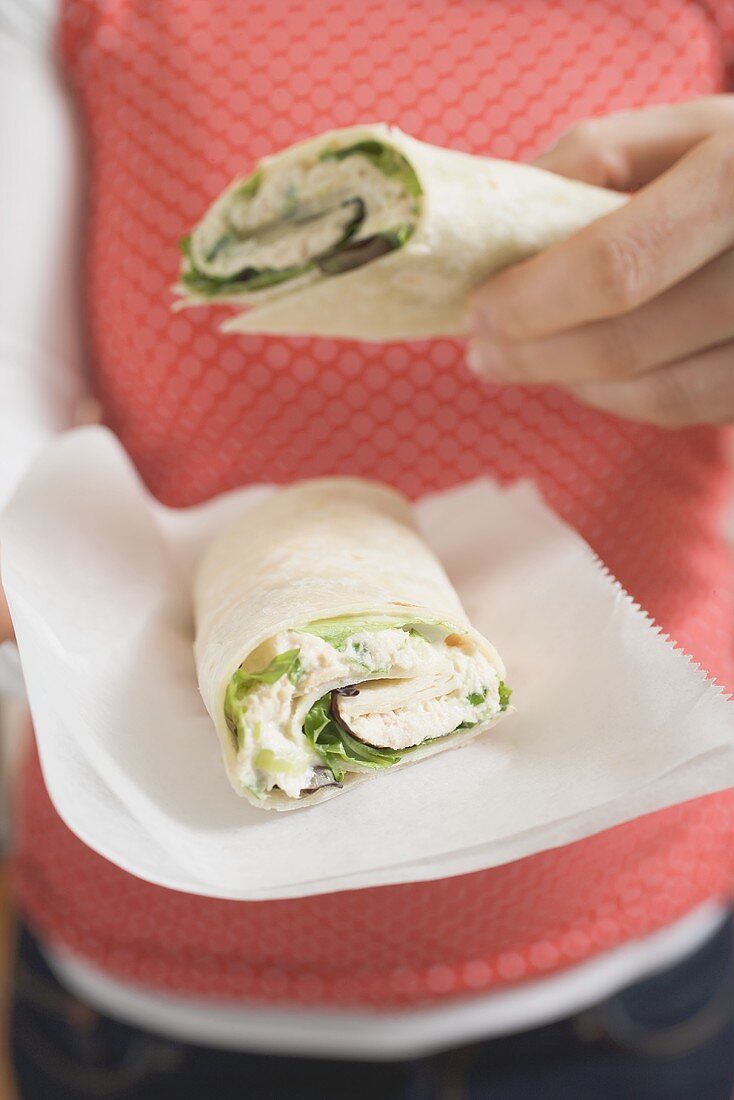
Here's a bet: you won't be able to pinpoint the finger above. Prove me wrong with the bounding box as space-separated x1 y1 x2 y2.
533 96 734 190
467 248 734 384
0 582 13 645
469 129 734 343
73 396 102 426
566 342 734 428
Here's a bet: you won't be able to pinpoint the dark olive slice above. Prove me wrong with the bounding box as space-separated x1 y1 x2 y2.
303 766 344 792
316 233 396 275
330 686 363 740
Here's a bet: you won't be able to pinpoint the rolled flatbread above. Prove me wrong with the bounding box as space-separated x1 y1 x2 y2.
175 123 625 341
194 479 510 810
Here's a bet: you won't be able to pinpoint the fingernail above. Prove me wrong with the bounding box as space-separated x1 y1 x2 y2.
466 340 507 379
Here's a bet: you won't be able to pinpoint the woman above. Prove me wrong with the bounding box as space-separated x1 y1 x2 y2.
1 1 734 1096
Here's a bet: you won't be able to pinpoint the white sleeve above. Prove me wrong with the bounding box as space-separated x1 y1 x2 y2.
1 0 83 696
0 0 84 515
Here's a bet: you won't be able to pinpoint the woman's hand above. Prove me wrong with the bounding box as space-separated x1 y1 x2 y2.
467 97 734 427
0 583 12 646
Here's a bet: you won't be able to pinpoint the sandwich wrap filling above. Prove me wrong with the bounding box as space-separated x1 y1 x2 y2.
194 479 510 809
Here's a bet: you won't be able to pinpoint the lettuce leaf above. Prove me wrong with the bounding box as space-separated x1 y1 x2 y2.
224 649 301 747
299 614 458 649
303 694 401 781
298 615 411 649
237 168 263 200
460 681 511 729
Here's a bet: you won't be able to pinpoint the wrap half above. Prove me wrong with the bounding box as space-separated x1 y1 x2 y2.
175 123 625 341
194 479 510 810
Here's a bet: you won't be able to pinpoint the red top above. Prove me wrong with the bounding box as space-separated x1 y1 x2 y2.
14 0 734 1008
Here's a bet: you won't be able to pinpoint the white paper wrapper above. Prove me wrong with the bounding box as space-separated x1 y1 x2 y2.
1 427 732 900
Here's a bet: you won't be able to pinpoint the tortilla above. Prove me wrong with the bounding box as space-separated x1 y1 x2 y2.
194 478 509 810
176 124 625 340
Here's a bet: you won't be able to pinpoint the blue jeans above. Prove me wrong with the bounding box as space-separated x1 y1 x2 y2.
10 919 734 1099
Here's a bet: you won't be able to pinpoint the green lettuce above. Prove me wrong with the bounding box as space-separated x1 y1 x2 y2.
237 168 263 200
299 614 458 649
298 615 411 649
224 649 301 747
459 681 510 730
303 694 401 781
468 683 510 711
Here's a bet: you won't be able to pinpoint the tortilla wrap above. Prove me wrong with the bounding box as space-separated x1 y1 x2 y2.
176 123 625 341
194 478 509 810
